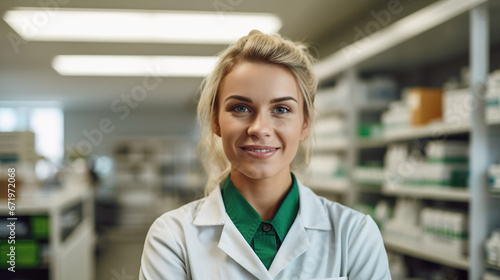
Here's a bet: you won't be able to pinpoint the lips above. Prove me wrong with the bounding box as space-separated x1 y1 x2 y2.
240 145 279 159
241 147 277 152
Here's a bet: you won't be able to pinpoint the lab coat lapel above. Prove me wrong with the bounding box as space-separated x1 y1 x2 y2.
218 220 272 280
268 181 332 277
268 214 310 277
194 187 271 280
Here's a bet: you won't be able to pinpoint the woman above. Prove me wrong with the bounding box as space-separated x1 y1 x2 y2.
139 30 391 280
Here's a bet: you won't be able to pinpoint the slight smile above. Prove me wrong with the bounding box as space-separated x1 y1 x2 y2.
240 145 279 159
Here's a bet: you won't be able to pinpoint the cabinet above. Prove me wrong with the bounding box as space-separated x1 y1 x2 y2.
0 186 95 280
308 0 500 278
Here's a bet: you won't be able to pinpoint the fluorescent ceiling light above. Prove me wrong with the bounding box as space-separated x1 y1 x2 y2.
52 55 218 77
3 8 282 43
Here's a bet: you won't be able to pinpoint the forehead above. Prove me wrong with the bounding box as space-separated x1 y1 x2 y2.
219 62 302 102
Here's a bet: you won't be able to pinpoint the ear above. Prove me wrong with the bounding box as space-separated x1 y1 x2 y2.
299 119 310 141
213 117 221 137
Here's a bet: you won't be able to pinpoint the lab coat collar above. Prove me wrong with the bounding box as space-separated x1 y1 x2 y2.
193 179 332 230
296 179 332 231
191 180 332 279
192 186 226 226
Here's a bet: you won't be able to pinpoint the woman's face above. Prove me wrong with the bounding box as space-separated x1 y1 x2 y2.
215 62 310 181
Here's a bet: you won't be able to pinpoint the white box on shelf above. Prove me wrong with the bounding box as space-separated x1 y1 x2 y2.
426 141 469 161
443 88 471 125
486 89 500 123
421 208 468 259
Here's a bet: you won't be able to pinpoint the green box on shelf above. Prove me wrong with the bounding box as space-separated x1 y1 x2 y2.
31 215 50 239
358 123 383 139
0 240 40 268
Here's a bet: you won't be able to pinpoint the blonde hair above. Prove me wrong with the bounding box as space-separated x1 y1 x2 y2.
197 30 317 194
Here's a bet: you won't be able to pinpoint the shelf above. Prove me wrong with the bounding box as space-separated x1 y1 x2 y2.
315 0 489 80
489 189 500 198
357 138 387 149
382 186 470 202
358 102 390 112
312 1 500 278
384 122 470 142
306 178 348 193
489 117 500 126
486 263 500 271
354 122 470 148
0 187 93 215
357 184 383 193
384 237 470 271
317 101 388 115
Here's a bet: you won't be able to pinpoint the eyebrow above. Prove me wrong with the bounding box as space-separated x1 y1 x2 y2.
224 95 298 104
270 96 298 104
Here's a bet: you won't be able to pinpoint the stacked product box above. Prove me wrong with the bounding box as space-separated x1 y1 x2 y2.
314 79 350 113
383 144 409 189
407 87 443 126
443 88 471 126
353 164 385 185
0 131 38 162
314 116 347 148
382 101 411 134
358 122 383 140
405 141 469 189
315 75 397 113
383 87 443 136
383 198 421 246
484 271 500 280
355 76 398 106
442 69 500 124
308 155 347 182
0 131 40 195
485 229 500 268
420 208 468 258
487 70 500 122
489 164 500 192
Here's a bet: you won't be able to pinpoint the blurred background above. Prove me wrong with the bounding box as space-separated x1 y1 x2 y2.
0 0 500 279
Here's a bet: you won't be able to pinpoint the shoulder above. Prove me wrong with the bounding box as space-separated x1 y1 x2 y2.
152 196 208 232
299 184 390 278
298 183 377 234
148 187 226 238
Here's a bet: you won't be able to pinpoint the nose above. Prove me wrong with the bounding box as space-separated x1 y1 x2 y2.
247 111 272 138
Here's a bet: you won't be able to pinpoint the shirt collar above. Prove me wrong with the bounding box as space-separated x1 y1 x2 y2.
221 173 300 243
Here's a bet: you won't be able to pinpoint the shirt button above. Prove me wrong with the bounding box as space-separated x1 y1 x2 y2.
262 223 272 232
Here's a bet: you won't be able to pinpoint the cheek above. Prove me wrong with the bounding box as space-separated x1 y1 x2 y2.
219 117 242 142
276 120 302 143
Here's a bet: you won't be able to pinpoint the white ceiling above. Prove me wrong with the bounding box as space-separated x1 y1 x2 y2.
0 0 427 111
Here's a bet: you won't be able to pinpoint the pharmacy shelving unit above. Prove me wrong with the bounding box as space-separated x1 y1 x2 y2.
0 186 95 280
111 136 204 227
314 0 500 278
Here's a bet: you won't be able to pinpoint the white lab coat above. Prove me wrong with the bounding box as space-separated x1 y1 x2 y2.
139 180 391 280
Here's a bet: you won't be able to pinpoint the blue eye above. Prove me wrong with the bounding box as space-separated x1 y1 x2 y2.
232 105 250 113
273 106 290 114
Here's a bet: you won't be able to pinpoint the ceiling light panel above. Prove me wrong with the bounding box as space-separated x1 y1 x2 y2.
3 8 282 43
52 55 218 77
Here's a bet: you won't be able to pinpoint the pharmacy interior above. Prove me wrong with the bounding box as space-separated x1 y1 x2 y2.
1 0 500 279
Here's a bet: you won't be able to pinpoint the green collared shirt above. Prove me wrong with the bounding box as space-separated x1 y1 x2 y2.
221 174 300 269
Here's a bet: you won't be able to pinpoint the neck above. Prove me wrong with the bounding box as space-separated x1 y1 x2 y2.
230 169 293 220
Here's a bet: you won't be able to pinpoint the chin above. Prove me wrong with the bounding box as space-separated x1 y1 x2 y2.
242 169 275 180
234 162 290 181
